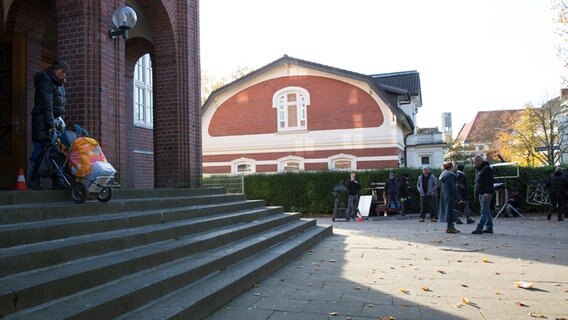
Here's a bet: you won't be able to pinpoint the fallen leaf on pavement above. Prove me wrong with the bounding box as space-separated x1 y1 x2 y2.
462 297 471 305
381 316 396 320
515 281 534 289
528 311 547 318
437 269 446 274
400 288 410 294
420 286 431 292
482 258 491 263
515 301 529 307
328 259 336 263
328 312 338 316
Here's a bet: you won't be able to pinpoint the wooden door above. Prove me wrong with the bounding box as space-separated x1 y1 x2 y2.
0 33 27 189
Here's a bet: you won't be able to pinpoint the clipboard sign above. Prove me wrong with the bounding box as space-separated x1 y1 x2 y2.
357 195 373 217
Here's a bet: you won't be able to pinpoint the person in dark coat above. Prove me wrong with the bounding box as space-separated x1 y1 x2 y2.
472 155 495 234
344 171 361 221
397 173 411 216
438 162 462 233
29 60 69 190
455 164 475 224
545 167 567 221
506 188 524 217
384 172 399 214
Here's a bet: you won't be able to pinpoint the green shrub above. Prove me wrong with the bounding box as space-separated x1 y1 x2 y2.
243 166 563 216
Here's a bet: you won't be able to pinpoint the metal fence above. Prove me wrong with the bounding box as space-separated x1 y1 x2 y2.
201 174 245 194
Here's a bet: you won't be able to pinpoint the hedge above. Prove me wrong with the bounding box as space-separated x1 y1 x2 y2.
242 166 563 216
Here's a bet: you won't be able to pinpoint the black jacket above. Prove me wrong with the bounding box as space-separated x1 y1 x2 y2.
31 68 66 142
344 179 361 195
474 161 494 194
546 172 567 197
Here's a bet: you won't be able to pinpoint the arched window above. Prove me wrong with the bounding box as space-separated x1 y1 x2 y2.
231 158 256 174
134 54 153 128
272 87 310 131
277 156 305 172
328 154 356 171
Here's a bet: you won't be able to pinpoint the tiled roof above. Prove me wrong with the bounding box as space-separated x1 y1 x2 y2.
371 71 421 99
457 109 524 144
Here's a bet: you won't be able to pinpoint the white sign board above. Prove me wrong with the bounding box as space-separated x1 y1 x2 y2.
357 195 373 217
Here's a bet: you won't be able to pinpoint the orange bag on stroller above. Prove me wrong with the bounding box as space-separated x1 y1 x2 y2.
68 137 107 178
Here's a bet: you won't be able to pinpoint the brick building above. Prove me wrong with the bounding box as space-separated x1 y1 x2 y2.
0 0 201 189
201 56 421 174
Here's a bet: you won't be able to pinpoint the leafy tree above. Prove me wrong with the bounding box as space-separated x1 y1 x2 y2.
444 137 476 165
493 98 567 166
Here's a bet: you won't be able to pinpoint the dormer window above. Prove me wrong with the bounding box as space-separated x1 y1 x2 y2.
273 87 310 131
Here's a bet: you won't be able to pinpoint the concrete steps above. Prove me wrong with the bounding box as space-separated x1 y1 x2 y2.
0 188 331 319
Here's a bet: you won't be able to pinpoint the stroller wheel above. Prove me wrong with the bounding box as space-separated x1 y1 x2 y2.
97 187 113 203
71 183 88 204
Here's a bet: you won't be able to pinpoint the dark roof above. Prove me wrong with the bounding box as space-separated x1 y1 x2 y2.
371 71 422 101
202 55 415 130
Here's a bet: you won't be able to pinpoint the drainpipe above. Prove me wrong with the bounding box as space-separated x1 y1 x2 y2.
403 114 416 168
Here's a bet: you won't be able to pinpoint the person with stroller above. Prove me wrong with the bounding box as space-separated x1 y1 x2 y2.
29 60 69 190
344 171 361 221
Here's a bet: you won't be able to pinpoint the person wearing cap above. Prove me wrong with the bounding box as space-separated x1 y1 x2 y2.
417 166 438 222
544 166 567 221
29 59 69 190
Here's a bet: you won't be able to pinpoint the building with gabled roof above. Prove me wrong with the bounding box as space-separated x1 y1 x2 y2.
201 55 428 174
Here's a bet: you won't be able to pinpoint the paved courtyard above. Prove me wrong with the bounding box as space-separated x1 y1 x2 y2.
207 214 568 320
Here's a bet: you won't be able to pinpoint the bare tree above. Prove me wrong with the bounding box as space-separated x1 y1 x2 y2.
201 66 254 105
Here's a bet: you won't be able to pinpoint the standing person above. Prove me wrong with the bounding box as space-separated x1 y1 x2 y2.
472 155 495 234
456 164 475 224
397 173 410 216
544 167 566 221
438 162 462 233
417 166 438 222
384 171 400 214
29 60 69 190
344 171 361 221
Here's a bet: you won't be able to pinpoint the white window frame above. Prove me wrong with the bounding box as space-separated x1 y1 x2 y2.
134 54 153 128
272 87 310 132
277 155 305 173
328 154 357 171
231 158 256 175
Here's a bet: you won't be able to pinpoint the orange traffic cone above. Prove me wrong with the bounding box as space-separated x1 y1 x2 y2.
14 168 27 191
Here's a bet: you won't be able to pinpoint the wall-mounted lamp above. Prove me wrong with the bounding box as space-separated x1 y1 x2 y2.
108 6 138 40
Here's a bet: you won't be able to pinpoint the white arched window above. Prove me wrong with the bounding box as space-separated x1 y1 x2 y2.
231 158 256 174
277 156 305 173
328 154 357 171
272 87 310 131
134 54 153 128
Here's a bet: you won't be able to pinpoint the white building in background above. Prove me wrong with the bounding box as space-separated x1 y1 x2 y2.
405 127 447 168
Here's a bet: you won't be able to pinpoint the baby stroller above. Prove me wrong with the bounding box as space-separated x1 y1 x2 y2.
39 124 120 204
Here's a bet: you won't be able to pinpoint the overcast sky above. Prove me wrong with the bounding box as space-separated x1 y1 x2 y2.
200 0 562 135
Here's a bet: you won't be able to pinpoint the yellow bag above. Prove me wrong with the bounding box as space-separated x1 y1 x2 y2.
68 137 107 178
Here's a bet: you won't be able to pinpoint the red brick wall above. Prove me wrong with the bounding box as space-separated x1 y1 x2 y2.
209 76 383 136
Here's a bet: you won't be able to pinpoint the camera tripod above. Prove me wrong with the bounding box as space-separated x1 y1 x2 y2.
494 183 524 219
